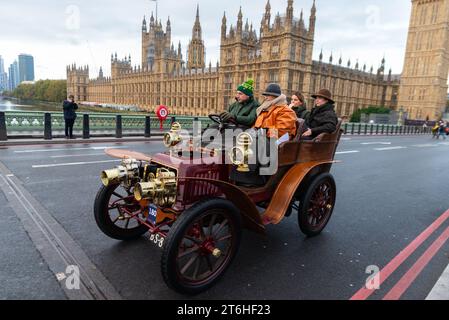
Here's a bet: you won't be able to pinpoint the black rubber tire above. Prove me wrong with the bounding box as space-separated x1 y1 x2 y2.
94 184 148 241
298 173 336 237
161 198 242 295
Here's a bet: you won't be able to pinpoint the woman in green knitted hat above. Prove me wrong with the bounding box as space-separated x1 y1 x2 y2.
219 79 260 128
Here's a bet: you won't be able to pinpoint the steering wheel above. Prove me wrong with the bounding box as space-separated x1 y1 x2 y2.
209 114 237 125
209 114 222 124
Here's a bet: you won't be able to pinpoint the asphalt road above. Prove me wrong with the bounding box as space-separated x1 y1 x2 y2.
0 135 449 300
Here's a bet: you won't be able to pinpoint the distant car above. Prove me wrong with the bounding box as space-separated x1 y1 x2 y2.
94 115 343 295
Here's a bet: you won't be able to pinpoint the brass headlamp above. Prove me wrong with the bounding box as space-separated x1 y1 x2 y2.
134 168 177 207
163 122 183 148
229 132 254 172
101 158 139 187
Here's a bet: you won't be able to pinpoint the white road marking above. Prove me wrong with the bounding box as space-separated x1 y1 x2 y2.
361 142 391 145
50 153 105 159
438 142 449 146
412 144 440 148
374 146 407 151
335 151 360 155
15 146 126 154
32 160 119 168
426 262 449 300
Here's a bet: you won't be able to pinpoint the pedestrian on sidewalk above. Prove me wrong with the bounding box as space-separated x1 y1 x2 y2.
63 95 78 139
437 120 447 140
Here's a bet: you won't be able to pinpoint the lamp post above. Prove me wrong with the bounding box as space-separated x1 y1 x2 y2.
397 106 404 126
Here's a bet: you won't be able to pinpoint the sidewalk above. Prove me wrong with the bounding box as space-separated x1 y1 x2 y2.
0 135 164 147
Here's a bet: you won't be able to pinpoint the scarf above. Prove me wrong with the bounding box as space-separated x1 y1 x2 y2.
256 94 288 117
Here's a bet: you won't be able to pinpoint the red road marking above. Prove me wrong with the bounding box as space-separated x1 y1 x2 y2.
350 209 449 300
383 225 449 300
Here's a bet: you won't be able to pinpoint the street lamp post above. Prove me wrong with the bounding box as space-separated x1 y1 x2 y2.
397 106 404 126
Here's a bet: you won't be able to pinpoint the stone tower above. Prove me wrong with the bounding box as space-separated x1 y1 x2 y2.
219 0 315 110
187 5 206 69
66 64 89 102
398 0 449 120
141 13 182 74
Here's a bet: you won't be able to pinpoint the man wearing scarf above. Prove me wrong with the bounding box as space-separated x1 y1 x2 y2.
253 83 297 140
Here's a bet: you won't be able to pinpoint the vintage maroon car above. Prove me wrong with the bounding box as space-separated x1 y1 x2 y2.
94 116 343 294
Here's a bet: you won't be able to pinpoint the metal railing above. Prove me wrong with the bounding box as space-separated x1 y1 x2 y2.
0 111 213 140
0 110 434 141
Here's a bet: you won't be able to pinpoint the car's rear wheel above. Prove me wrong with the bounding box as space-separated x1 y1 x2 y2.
297 173 336 237
161 198 241 295
94 184 148 241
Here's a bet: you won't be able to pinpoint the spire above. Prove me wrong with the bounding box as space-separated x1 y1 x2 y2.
286 0 294 23
319 49 323 62
329 52 333 64
237 7 243 34
339 55 342 65
142 15 147 32
222 12 227 39
275 12 281 29
355 60 359 70
264 0 271 28
150 12 155 27
309 0 316 36
178 41 182 56
192 4 202 40
167 16 171 32
347 59 351 68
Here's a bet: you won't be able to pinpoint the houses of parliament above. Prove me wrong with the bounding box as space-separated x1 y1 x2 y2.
67 0 449 120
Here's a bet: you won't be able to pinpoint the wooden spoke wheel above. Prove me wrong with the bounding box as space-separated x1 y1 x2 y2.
298 173 336 237
161 198 241 295
94 184 148 241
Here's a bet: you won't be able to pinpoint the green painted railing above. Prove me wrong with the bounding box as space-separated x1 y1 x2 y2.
2 111 213 133
0 110 432 140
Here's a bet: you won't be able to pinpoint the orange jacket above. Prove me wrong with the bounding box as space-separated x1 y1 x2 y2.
253 104 298 139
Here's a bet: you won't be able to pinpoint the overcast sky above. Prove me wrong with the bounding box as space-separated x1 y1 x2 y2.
0 0 412 80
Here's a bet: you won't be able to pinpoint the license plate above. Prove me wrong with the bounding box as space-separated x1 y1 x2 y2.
148 204 158 225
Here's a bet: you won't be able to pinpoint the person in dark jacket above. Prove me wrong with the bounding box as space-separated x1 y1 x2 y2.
219 79 259 128
289 91 310 121
63 95 78 139
302 89 338 139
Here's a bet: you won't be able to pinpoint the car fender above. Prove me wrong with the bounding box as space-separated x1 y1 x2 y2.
177 177 265 235
262 161 339 225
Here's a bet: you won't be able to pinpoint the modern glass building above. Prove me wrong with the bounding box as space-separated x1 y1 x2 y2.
0 55 7 92
8 60 20 91
18 54 34 82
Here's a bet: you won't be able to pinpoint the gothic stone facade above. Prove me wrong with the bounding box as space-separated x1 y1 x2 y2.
67 0 400 118
398 0 449 120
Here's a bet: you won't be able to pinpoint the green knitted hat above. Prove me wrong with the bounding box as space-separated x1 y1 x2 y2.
237 79 254 97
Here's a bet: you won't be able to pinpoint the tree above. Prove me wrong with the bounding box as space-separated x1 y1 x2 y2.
8 80 67 102
351 106 391 123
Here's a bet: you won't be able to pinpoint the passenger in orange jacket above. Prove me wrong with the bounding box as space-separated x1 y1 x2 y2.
253 83 297 140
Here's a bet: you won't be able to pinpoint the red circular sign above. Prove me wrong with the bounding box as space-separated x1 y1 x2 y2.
156 105 169 121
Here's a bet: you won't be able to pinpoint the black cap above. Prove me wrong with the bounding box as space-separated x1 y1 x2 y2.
262 83 282 97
